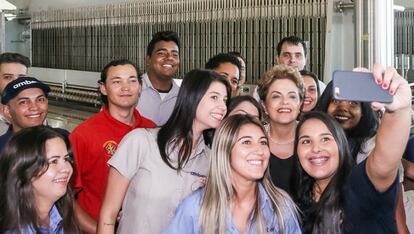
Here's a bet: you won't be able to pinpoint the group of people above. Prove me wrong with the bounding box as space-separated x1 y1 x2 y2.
0 30 412 234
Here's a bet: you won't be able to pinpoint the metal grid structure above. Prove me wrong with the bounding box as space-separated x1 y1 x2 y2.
31 0 327 84
395 9 414 55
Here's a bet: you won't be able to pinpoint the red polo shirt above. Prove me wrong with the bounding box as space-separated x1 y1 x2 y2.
70 106 156 220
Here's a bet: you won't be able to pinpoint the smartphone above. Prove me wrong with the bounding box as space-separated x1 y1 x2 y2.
332 70 393 103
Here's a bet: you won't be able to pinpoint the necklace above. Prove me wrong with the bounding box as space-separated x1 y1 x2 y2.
267 126 294 145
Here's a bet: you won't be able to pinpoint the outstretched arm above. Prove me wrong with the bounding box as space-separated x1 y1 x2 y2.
366 64 412 192
97 167 130 234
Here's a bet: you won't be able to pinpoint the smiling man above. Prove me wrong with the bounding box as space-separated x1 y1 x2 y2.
0 76 69 151
0 53 31 134
137 31 181 126
70 59 156 233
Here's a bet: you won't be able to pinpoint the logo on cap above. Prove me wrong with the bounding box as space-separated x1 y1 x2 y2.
13 80 38 89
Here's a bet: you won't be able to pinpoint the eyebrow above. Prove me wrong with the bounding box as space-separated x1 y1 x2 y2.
155 48 179 53
109 75 138 80
16 94 46 101
47 153 70 160
298 133 332 140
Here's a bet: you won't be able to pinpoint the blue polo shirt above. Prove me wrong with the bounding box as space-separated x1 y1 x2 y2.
165 183 301 234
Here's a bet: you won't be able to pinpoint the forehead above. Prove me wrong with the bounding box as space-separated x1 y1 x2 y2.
236 123 265 138
269 78 298 92
107 64 137 77
0 63 27 72
153 40 179 52
215 63 239 76
12 87 45 100
280 42 304 54
299 118 330 135
303 75 317 86
205 81 227 93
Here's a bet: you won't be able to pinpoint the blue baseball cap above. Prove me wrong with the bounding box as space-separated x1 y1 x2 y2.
1 77 50 105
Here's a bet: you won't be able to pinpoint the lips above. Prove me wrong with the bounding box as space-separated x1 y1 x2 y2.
309 156 329 166
277 108 292 113
303 98 312 105
52 176 69 184
27 114 42 118
247 159 264 166
210 112 225 121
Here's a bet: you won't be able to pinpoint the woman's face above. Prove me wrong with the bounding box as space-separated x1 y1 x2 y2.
297 119 339 188
32 137 73 205
327 100 362 130
230 123 270 184
194 81 228 132
228 101 260 118
263 79 302 124
302 75 318 112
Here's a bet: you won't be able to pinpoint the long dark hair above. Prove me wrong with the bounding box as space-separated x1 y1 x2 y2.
0 126 80 233
315 81 379 158
157 69 231 171
292 111 354 233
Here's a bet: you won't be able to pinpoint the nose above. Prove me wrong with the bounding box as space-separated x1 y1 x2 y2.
60 160 73 174
337 100 351 109
121 81 130 91
311 141 321 153
28 101 40 111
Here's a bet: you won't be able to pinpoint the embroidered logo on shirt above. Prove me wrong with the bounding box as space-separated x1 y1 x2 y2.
103 140 118 156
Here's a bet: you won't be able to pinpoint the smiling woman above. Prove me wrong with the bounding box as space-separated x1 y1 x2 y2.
292 64 412 233
0 125 80 234
165 114 300 234
257 64 305 194
98 69 231 234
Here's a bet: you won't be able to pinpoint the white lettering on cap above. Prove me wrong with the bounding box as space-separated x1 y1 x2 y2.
12 80 38 89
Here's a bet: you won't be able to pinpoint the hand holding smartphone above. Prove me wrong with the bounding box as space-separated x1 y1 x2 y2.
332 70 393 103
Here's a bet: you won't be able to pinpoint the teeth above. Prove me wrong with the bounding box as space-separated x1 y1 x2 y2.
309 157 328 165
278 109 291 113
28 114 41 118
53 178 68 183
247 160 262 165
334 115 349 120
211 113 223 120
163 64 172 68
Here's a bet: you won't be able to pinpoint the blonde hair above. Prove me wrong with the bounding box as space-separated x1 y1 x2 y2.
199 114 298 234
257 64 305 102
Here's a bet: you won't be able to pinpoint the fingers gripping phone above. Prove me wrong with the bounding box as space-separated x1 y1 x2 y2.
332 70 393 103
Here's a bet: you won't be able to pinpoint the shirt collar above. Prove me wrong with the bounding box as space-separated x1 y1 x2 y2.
167 135 207 162
49 205 63 232
141 72 180 95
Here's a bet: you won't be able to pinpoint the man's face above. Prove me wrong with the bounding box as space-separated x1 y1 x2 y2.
4 88 48 132
145 40 180 81
276 42 306 70
100 64 141 110
0 63 28 93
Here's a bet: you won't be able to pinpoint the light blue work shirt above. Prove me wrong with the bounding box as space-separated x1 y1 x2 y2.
164 183 301 234
5 205 64 234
